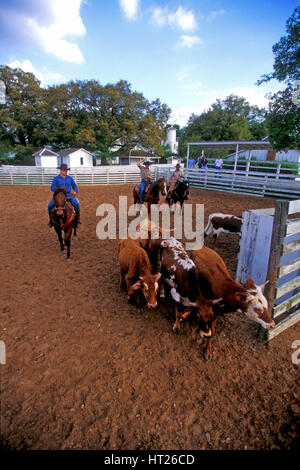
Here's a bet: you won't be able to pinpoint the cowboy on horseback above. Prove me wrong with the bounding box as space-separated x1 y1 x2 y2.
48 163 81 228
167 163 184 197
137 157 152 204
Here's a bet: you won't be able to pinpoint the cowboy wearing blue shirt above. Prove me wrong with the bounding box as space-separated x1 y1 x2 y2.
48 163 81 227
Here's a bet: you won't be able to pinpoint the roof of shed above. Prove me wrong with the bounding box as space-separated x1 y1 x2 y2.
187 140 273 151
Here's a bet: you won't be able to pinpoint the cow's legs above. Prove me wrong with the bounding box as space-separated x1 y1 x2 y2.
160 279 165 298
204 320 215 361
173 305 182 334
120 270 125 289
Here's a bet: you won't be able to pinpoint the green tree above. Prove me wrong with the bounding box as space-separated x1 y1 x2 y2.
179 95 266 156
256 6 300 150
265 86 300 150
0 66 171 159
0 65 44 146
257 6 300 86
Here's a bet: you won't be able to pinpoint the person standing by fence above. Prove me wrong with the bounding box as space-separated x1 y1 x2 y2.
215 155 223 177
188 157 195 168
199 155 208 169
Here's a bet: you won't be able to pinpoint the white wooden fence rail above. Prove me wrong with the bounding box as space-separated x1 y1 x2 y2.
1 165 300 199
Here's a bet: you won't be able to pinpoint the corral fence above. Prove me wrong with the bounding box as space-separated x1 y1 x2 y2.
0 165 142 185
1 164 300 199
236 199 300 340
156 166 300 199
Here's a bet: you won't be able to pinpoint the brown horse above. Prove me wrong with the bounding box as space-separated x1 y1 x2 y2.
133 177 167 210
50 188 76 260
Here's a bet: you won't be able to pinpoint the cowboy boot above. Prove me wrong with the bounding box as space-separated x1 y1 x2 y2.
48 215 53 228
75 211 81 226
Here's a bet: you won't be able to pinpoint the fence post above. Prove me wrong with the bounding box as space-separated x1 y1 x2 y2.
246 150 252 177
276 162 281 180
262 175 268 196
262 200 289 339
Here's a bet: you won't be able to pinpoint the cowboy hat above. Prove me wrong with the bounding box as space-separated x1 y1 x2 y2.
143 160 151 165
58 163 70 171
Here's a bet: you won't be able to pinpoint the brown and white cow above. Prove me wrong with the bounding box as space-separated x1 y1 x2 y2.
204 213 243 242
159 237 222 350
118 238 161 309
191 245 275 359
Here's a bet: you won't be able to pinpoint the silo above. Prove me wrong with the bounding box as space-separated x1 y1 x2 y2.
167 126 177 153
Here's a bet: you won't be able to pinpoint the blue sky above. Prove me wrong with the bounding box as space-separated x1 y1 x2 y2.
0 0 298 126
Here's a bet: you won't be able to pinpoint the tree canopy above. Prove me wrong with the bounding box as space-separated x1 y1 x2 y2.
256 6 300 150
178 94 267 157
257 6 300 86
0 65 171 159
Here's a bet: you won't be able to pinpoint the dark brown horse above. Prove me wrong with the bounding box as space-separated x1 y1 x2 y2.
133 177 167 210
165 180 191 212
50 188 76 260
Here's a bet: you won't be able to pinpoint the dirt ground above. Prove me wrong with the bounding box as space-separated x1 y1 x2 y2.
0 184 299 451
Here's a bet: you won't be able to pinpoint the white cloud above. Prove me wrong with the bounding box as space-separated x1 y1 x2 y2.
150 5 197 31
168 6 197 31
1 0 86 63
8 59 62 87
178 35 203 48
150 7 167 27
170 105 207 127
171 85 277 127
8 59 43 82
221 86 271 109
28 0 86 63
119 0 139 21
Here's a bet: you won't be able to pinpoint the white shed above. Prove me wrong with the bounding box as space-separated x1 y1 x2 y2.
33 148 59 167
60 148 94 168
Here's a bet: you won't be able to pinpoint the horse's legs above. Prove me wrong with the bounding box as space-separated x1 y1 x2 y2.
55 226 64 251
64 227 72 259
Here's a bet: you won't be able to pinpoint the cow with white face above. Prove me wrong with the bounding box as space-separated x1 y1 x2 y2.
191 246 275 359
159 237 222 353
243 279 275 330
119 238 161 309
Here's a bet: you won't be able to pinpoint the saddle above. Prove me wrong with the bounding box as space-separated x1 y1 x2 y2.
66 198 76 216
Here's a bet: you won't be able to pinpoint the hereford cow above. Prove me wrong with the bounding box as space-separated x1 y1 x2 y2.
204 213 243 242
159 237 222 351
118 238 161 309
191 245 275 359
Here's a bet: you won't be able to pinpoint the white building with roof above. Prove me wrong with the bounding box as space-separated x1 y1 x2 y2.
60 148 94 168
33 148 59 167
33 147 94 168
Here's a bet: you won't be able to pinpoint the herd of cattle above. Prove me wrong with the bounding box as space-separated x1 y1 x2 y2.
118 214 275 361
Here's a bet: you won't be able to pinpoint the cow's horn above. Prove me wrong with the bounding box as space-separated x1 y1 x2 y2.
212 298 223 305
259 280 270 290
